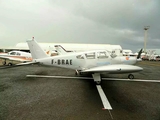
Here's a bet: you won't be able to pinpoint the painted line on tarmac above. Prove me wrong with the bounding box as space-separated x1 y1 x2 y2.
26 75 160 83
96 85 112 110
102 78 160 82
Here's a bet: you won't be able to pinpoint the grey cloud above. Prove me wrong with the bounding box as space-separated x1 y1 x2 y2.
0 0 160 53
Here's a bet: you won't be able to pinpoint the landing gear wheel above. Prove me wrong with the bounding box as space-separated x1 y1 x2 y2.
8 63 13 66
95 81 101 85
128 74 134 79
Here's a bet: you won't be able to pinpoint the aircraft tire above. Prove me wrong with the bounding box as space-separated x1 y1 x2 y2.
95 81 101 85
8 63 13 66
128 74 134 79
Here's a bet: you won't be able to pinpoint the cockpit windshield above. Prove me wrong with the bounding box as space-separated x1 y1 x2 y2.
9 52 16 55
9 52 21 56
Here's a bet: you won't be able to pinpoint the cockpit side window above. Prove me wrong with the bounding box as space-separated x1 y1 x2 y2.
85 52 95 59
97 51 108 59
76 55 84 59
17 52 21 56
9 52 16 55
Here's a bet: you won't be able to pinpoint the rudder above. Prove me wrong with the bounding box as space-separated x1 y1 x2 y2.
27 38 49 59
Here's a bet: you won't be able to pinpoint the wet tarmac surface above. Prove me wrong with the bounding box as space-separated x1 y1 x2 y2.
0 61 160 120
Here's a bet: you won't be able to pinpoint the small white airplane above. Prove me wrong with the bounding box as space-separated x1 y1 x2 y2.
5 39 160 118
0 48 52 66
26 39 143 80
24 39 143 110
3 39 160 118
5 38 160 115
0 51 32 66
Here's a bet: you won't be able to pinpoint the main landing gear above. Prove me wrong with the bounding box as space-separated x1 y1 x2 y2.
128 74 134 79
75 70 82 75
2 60 6 65
8 63 13 66
2 60 13 66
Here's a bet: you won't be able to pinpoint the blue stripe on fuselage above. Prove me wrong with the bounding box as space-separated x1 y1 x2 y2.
97 62 110 66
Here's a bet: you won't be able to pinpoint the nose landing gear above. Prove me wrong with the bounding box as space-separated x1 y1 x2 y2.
92 73 102 85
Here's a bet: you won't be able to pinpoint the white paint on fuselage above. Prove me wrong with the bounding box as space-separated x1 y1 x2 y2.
34 50 137 71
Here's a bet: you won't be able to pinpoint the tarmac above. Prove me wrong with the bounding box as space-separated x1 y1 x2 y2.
0 61 160 120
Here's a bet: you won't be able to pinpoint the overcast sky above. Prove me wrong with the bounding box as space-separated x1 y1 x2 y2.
0 0 160 52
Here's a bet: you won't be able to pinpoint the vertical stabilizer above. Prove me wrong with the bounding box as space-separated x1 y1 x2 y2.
27 38 49 59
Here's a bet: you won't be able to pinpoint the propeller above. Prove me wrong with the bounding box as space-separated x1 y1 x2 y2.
137 48 143 59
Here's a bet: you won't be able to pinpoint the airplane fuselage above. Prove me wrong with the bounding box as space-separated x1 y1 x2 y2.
34 50 137 71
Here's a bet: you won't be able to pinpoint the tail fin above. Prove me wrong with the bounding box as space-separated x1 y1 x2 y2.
27 38 49 59
54 45 67 55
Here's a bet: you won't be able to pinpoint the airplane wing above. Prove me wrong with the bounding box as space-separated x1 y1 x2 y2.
82 64 143 74
0 61 39 69
0 56 31 62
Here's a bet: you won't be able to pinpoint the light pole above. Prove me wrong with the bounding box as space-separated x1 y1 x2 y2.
144 26 150 54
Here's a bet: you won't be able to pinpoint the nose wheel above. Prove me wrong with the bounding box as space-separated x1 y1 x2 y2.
95 81 101 85
92 73 102 85
128 74 134 79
